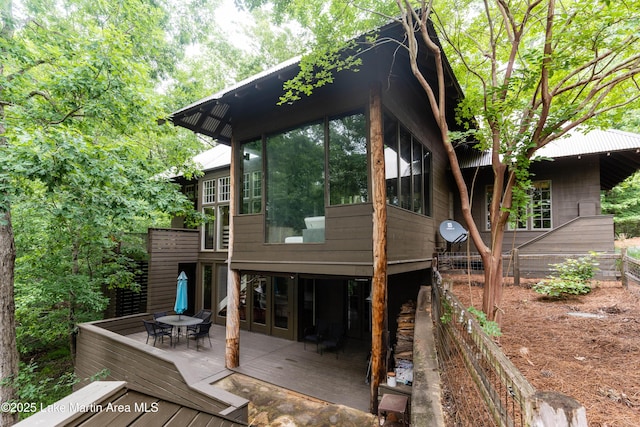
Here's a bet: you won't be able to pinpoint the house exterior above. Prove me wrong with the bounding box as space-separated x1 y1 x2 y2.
452 128 640 255
159 19 466 395
151 15 640 364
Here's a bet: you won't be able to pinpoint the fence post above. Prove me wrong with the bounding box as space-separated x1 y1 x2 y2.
532 391 588 427
513 248 520 287
621 248 628 289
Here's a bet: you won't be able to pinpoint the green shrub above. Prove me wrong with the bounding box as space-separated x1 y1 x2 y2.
467 307 502 337
532 278 592 298
533 253 599 298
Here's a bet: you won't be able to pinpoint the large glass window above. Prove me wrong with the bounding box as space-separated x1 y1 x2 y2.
532 181 552 229
266 122 325 243
384 114 432 215
485 180 552 230
399 127 412 210
202 175 230 250
203 265 212 310
216 265 229 319
217 205 230 249
329 113 368 205
384 120 399 206
240 139 262 214
203 179 215 204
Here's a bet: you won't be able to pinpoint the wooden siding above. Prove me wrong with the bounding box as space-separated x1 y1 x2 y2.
74 321 248 422
455 156 607 252
232 204 374 276
387 207 435 274
381 69 454 265
517 215 615 254
147 229 200 313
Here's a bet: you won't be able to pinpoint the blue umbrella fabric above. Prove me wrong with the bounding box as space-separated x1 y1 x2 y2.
174 271 188 316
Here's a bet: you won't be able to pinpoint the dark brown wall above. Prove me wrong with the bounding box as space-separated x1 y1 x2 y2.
232 204 374 277
147 229 199 313
517 215 614 254
228 50 452 277
455 156 609 252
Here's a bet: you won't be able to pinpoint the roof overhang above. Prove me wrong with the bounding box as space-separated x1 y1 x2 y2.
169 18 465 144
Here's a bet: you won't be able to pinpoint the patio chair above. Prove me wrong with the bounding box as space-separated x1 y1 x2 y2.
187 310 212 333
187 321 212 350
321 323 345 359
153 311 173 334
143 319 172 347
303 319 328 352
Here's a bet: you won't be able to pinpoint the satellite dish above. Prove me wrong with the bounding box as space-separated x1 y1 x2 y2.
439 220 468 244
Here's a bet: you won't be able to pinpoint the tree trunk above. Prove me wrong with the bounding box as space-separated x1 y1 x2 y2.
0 210 19 427
369 83 388 413
481 229 506 323
225 137 240 369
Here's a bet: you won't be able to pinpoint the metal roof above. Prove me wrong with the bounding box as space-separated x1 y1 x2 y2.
192 144 232 173
457 128 640 190
458 128 640 168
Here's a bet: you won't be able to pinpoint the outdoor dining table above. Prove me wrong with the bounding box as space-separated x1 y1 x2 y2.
155 315 203 346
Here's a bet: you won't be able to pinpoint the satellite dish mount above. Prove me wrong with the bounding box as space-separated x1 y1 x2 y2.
439 220 468 251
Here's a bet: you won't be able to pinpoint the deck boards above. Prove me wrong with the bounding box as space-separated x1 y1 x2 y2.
128 324 372 412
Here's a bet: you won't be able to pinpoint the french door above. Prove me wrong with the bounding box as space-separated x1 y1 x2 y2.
249 275 294 339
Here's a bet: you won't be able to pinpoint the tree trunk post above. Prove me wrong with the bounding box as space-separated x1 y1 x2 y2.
369 83 388 413
0 210 19 427
226 139 240 369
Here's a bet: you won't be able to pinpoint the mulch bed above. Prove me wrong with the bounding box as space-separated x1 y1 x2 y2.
446 273 640 427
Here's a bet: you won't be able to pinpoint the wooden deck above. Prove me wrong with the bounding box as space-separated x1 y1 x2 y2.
128 324 373 412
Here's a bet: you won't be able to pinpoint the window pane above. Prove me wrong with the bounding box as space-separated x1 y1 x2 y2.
399 127 412 210
251 275 267 325
423 149 431 216
266 123 325 243
217 205 230 250
203 265 212 310
216 265 228 318
203 207 215 250
329 113 368 205
273 277 289 329
203 179 215 204
486 185 493 231
532 181 552 229
241 140 262 214
218 176 230 202
412 140 423 214
384 116 399 206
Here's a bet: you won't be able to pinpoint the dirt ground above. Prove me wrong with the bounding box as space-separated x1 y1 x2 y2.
446 241 640 427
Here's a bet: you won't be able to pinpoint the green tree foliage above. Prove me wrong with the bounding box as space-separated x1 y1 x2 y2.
602 171 640 237
0 0 223 415
238 0 640 323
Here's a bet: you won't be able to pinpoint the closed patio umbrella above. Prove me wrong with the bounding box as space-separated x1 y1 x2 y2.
174 271 188 318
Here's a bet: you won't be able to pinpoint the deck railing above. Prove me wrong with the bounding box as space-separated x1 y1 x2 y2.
75 315 248 425
431 280 587 426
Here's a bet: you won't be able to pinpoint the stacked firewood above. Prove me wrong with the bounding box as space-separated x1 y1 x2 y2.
394 300 416 362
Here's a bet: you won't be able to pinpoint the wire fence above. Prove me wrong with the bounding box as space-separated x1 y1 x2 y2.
438 251 621 283
433 283 535 426
621 249 640 291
